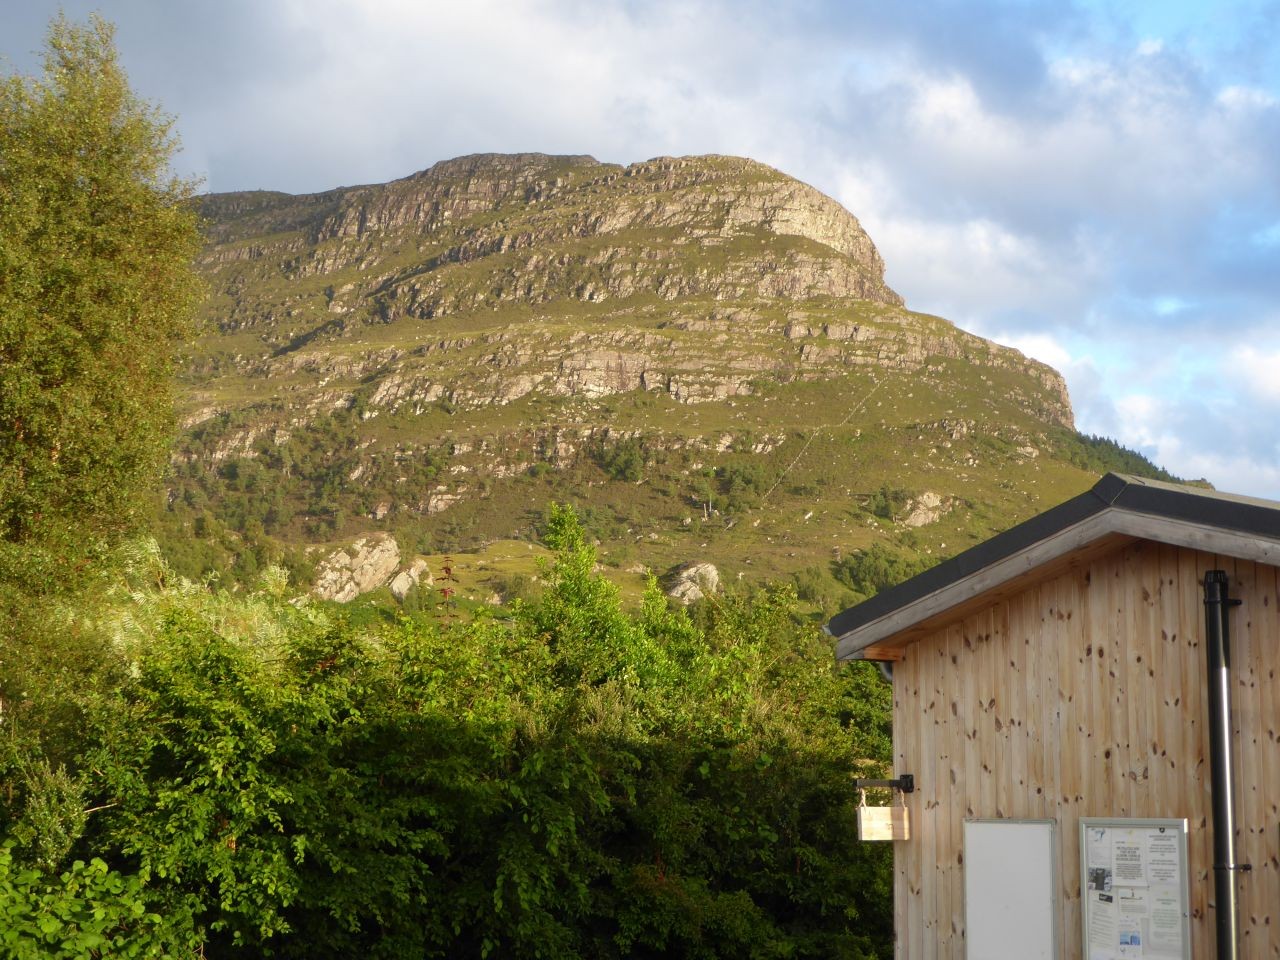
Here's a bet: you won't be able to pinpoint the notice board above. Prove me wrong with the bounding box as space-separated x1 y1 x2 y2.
1079 818 1191 960
964 819 1059 960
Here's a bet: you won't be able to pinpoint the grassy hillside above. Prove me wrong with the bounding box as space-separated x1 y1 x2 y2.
156 153 1173 612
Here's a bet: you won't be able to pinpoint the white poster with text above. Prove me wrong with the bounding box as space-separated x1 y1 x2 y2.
1080 820 1189 960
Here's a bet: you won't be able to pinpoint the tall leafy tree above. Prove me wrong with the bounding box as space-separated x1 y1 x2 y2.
0 18 202 901
0 14 201 593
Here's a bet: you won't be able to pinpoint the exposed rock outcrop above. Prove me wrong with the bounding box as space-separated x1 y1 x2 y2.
171 152 1089 589
900 492 953 528
312 535 401 602
389 558 433 601
666 562 721 604
196 153 902 324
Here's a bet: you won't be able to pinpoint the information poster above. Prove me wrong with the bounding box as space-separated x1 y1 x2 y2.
1079 819 1190 960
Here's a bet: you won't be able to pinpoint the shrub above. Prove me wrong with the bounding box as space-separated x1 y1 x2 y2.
593 436 649 482
833 541 935 600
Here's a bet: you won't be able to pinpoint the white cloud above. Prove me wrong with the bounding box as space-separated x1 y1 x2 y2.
1161 447 1280 494
1234 346 1280 405
1086 377 1280 497
1217 85 1279 110
1113 393 1165 450
854 212 1100 324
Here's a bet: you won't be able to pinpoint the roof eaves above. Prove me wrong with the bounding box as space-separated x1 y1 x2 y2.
826 473 1280 660
832 507 1124 659
1110 475 1280 540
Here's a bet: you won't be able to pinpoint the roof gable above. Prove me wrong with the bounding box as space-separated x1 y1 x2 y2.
826 473 1280 660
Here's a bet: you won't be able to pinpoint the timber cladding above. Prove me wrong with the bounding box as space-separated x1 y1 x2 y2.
890 539 1280 959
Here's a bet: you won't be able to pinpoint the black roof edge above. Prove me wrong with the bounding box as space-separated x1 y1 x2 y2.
1109 475 1280 537
824 475 1112 640
824 472 1280 644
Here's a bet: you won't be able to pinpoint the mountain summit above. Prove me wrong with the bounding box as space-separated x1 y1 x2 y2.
200 153 902 317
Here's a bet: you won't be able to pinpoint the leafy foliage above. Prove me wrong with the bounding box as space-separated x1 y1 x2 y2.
593 436 651 483
0 31 202 938
833 541 936 600
4 508 894 957
716 462 770 513
0 844 197 959
0 14 201 594
793 564 856 615
865 484 912 522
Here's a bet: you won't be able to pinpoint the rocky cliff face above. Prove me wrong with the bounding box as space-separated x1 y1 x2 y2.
200 154 900 307
164 153 1090 599
187 154 1069 426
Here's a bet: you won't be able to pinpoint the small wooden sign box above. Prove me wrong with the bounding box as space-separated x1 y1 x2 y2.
857 790 910 841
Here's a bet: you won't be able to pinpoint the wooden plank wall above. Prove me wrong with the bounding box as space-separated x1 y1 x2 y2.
890 541 1280 959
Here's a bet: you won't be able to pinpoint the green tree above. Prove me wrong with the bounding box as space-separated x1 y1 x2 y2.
0 843 197 960
0 14 201 594
0 21 202 936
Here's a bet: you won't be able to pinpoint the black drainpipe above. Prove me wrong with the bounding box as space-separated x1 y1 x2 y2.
1204 570 1243 960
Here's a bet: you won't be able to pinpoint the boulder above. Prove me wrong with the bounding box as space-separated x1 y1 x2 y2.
900 492 952 528
666 561 720 604
312 534 401 602
389 558 433 601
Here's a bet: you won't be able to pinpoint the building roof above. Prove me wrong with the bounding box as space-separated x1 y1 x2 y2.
826 472 1280 661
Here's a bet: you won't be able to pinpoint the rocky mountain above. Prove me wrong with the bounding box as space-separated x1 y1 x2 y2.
158 153 1156 608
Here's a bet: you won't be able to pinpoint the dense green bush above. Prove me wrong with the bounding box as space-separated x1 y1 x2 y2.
716 462 770 513
4 507 893 958
865 484 912 522
0 844 197 959
833 541 936 600
593 436 651 482
793 564 856 615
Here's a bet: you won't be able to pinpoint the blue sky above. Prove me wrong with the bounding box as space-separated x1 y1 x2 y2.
6 1 1280 497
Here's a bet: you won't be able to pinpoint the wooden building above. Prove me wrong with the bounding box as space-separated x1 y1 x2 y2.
827 473 1280 959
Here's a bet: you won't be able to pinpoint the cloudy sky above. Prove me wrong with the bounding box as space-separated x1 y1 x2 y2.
7 1 1280 496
